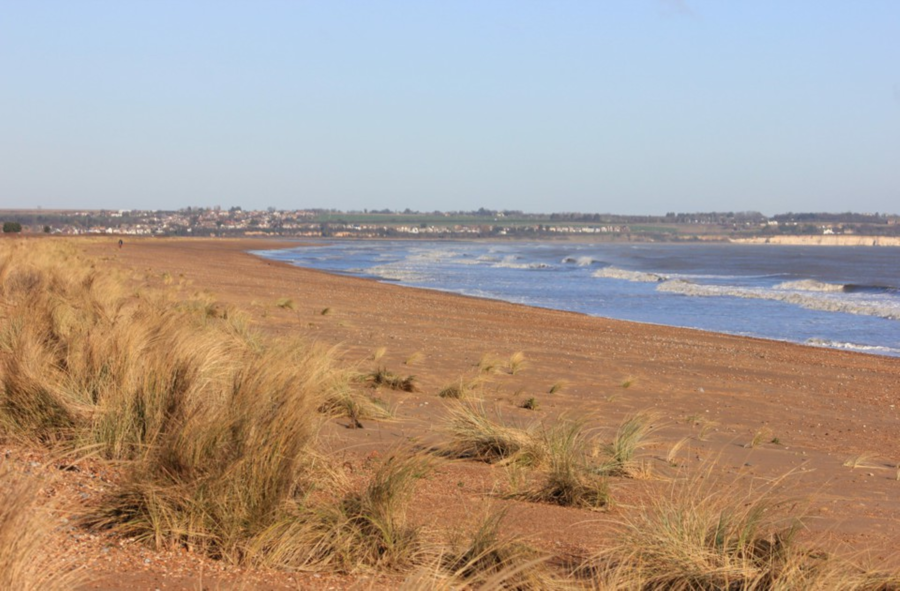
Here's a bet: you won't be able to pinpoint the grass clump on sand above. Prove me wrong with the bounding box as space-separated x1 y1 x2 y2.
438 374 484 400
548 380 568 394
521 420 610 510
275 297 295 309
596 411 656 477
589 471 900 589
441 402 544 466
290 452 431 572
507 351 528 375
442 404 609 509
843 453 876 470
477 353 504 375
0 463 80 591
88 338 341 561
365 366 418 392
319 383 393 429
436 509 562 589
521 396 540 411
403 351 424 366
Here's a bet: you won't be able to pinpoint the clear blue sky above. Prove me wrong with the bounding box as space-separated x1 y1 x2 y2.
2 1 898 214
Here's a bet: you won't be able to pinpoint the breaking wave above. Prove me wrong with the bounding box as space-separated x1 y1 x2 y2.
775 279 845 292
776 279 898 294
805 339 900 356
593 267 667 282
657 280 900 321
492 255 550 270
364 265 430 283
562 256 601 266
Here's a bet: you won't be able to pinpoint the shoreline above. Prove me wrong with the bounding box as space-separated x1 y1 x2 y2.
253 240 900 360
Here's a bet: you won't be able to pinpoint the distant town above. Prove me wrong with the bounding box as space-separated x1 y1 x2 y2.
1 207 899 241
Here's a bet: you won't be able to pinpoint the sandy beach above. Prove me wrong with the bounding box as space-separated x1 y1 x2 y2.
112 242 900 511
43 235 898 588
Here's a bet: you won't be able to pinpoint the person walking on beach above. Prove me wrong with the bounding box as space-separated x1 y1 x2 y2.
118 239 123 249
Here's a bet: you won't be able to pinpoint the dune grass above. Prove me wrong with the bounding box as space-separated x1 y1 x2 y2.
596 411 657 477
521 396 540 411
403 351 424 366
476 353 504 375
507 351 528 375
319 383 393 428
0 462 80 590
278 452 431 573
588 470 900 589
843 453 877 470
437 509 563 589
548 380 568 394
437 374 484 400
365 366 418 392
441 402 547 466
442 404 609 509
520 420 610 509
0 239 405 569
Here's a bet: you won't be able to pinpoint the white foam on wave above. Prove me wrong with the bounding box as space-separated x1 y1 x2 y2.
775 279 845 292
492 261 551 269
491 255 550 270
805 338 900 356
562 256 598 266
408 249 459 262
593 267 667 282
657 280 900 321
364 265 430 283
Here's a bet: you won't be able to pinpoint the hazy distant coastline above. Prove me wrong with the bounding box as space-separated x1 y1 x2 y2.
731 235 900 247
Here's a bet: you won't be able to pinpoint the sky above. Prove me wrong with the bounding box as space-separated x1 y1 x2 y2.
1 1 898 215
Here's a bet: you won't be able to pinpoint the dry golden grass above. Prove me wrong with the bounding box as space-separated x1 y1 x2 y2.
442 405 609 509
365 366 418 392
441 402 545 466
588 469 900 590
548 379 568 394
437 508 563 588
507 351 528 375
596 410 657 477
437 373 485 400
520 420 610 510
476 353 504 375
89 338 341 561
403 351 424 366
0 462 81 590
0 240 376 567
291 452 431 572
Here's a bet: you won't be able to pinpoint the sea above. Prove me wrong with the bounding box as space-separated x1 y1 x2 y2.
254 241 900 358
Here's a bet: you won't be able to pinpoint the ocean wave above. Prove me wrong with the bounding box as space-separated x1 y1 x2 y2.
805 338 900 356
408 249 459 262
492 255 550 270
492 261 551 270
593 267 667 282
562 256 600 266
776 279 899 294
657 280 900 321
775 279 845 292
364 265 430 283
